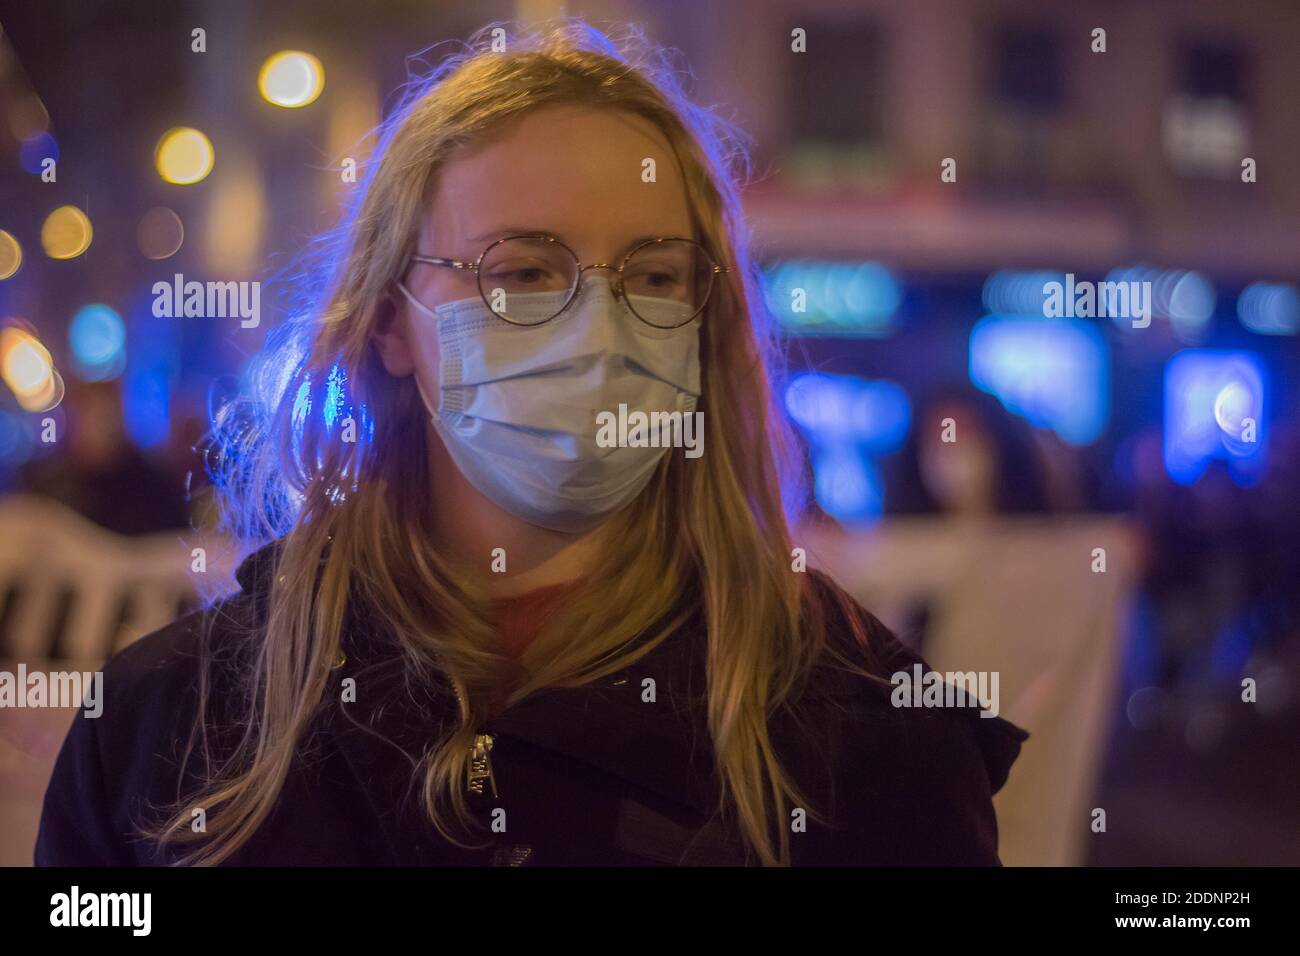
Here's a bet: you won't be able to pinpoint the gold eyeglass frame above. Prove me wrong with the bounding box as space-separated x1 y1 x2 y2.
406 233 729 329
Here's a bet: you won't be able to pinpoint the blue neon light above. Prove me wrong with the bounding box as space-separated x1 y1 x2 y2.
968 315 1109 445
1164 350 1268 486
763 260 902 336
784 372 910 523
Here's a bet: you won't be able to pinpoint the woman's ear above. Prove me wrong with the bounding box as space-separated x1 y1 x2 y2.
373 291 417 376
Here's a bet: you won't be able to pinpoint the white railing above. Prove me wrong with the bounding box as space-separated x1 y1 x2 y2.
0 494 235 664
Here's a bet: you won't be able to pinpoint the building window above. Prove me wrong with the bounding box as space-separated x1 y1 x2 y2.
1163 38 1251 180
978 21 1068 191
992 22 1066 113
784 19 888 191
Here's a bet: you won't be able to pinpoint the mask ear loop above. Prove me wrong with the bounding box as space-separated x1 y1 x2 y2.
412 367 439 419
395 280 441 322
390 281 442 417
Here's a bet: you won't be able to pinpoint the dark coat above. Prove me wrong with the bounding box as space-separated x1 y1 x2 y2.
35 539 1028 866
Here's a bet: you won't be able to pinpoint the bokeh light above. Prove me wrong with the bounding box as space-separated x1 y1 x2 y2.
981 270 1068 316
784 372 908 525
259 51 325 108
0 408 36 467
19 131 58 175
0 327 51 395
69 304 127 381
136 206 185 259
812 446 883 524
1164 349 1268 485
784 372 912 452
1237 282 1299 335
155 126 215 185
1103 264 1216 342
0 326 64 411
1162 269 1216 341
0 230 21 280
203 155 266 273
40 205 93 259
969 315 1110 445
763 260 902 336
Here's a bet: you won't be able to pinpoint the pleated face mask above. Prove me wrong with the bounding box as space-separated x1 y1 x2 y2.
397 275 702 532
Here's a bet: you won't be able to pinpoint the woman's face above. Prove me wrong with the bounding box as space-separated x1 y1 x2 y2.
375 103 697 393
919 401 999 515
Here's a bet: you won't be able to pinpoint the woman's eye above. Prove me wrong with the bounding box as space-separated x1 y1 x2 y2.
487 266 550 285
629 268 681 288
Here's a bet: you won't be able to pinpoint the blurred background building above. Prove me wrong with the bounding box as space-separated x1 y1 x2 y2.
1 0 1297 865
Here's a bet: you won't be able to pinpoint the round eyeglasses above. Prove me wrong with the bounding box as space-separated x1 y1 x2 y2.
406 234 728 329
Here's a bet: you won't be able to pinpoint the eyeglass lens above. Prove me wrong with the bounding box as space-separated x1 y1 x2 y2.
478 237 714 327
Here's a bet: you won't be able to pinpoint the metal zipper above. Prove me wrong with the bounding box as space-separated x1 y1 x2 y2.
429 657 498 799
444 662 632 798
467 733 498 798
441 670 497 799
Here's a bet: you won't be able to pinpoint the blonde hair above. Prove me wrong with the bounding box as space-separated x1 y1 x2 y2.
155 17 876 866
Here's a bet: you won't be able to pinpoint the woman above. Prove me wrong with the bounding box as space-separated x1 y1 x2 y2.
888 385 1053 519
36 19 1026 867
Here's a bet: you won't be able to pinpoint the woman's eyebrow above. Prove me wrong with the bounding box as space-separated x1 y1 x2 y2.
467 227 553 243
465 228 691 249
623 234 687 248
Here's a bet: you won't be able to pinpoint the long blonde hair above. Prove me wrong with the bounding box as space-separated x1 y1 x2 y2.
156 17 874 866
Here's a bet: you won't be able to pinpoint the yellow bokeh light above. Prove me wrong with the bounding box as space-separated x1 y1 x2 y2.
26 369 64 411
41 205 93 259
203 156 265 274
259 51 325 108
0 230 21 279
1 326 54 397
156 127 215 185
12 364 63 412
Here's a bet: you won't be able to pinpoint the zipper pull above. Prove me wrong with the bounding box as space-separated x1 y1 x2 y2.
467 733 498 798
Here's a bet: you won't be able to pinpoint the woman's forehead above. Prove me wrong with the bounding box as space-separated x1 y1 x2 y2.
426 105 694 250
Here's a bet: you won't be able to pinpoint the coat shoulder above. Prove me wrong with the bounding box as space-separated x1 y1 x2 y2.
90 540 279 734
34 588 263 866
791 569 1030 864
804 567 1029 754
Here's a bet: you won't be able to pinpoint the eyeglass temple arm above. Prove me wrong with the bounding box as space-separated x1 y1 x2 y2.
410 254 477 270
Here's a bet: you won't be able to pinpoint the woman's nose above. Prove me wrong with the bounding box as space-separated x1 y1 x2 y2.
575 264 625 299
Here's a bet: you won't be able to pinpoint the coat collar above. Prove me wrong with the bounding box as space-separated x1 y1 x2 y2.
233 540 727 852
232 538 1029 863
479 618 724 816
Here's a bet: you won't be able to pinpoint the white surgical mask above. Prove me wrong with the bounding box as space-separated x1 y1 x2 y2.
398 275 702 532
